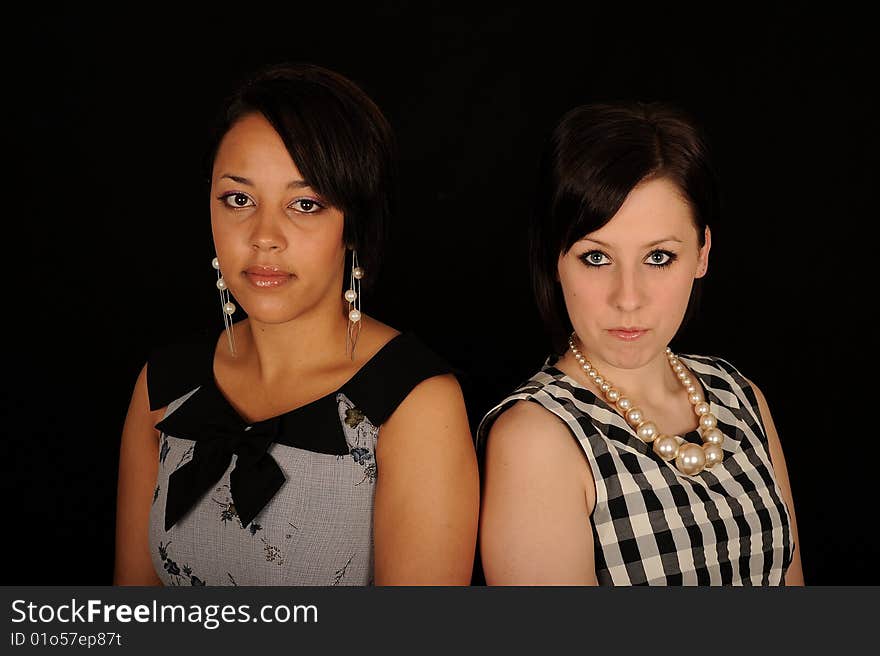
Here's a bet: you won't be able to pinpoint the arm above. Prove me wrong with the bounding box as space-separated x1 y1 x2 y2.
373 374 479 585
113 364 163 585
479 401 597 585
746 377 805 586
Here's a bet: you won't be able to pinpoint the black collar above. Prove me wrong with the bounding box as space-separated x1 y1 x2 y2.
156 333 419 530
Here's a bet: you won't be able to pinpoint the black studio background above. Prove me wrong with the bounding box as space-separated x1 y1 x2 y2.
5 5 871 584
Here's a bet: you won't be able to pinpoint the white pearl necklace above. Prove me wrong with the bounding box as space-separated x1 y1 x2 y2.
567 335 725 476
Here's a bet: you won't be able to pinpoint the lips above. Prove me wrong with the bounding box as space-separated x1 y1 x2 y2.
607 328 649 341
243 265 293 288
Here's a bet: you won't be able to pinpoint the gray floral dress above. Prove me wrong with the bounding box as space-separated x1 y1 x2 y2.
146 331 452 586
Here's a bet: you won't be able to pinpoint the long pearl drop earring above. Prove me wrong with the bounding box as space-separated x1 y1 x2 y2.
344 250 363 359
212 257 236 356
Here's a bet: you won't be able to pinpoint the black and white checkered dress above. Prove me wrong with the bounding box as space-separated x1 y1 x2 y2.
477 353 795 585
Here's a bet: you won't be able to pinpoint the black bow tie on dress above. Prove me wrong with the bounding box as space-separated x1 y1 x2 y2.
158 410 286 531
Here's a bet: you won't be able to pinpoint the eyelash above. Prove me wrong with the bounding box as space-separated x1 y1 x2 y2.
579 249 679 268
216 192 326 214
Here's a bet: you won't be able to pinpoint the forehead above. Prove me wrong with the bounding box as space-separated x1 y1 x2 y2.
584 177 697 243
212 113 302 180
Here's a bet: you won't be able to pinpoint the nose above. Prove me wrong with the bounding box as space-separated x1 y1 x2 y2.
609 266 645 313
248 209 287 252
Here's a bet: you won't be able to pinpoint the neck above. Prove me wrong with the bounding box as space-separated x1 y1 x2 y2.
562 346 681 406
230 299 352 385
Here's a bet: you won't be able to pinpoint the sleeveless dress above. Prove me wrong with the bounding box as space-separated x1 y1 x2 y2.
477 353 795 586
146 330 452 586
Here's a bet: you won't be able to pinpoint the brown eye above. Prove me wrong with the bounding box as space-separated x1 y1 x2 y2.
219 192 254 208
291 198 324 213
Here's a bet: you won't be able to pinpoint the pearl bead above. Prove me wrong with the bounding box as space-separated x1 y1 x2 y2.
675 443 706 475
699 413 718 431
701 427 724 446
344 289 357 302
349 309 361 322
565 336 718 477
653 434 680 461
216 277 227 290
625 407 644 427
223 301 236 315
636 421 658 443
703 443 724 468
352 266 364 279
212 257 220 270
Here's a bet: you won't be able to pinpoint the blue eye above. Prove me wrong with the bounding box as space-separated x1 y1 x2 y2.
580 250 611 267
291 198 324 214
218 192 254 208
646 250 677 267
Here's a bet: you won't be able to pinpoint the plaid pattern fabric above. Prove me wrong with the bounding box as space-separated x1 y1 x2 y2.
477 353 795 585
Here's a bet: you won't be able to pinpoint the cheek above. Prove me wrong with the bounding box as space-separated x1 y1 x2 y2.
209 214 241 267
648 269 695 311
559 265 605 321
295 217 346 271
563 275 601 307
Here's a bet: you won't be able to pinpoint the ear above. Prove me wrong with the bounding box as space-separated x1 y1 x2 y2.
695 226 711 279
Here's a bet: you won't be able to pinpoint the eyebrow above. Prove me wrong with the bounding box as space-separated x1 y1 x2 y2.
581 236 684 248
219 174 311 189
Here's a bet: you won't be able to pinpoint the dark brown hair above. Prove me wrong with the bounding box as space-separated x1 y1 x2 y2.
530 102 720 352
207 63 395 288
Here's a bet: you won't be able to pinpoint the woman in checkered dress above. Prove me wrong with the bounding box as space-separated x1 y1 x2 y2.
477 103 803 585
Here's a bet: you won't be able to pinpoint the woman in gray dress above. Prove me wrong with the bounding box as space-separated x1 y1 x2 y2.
114 64 479 585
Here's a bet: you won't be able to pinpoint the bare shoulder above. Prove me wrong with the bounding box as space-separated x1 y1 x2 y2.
384 374 466 439
483 400 596 521
378 368 470 459
486 400 588 483
489 400 575 453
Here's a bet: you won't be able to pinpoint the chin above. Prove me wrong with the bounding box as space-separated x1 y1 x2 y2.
234 298 309 325
603 341 659 370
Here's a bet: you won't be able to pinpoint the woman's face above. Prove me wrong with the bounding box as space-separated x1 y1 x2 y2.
557 176 710 370
210 112 346 325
